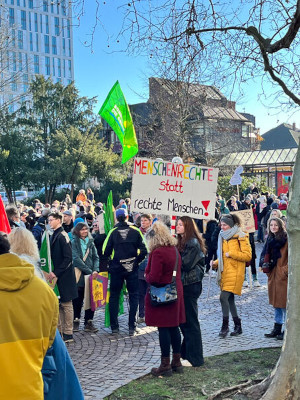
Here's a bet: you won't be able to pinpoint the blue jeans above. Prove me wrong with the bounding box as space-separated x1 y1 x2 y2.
109 269 139 330
274 307 286 325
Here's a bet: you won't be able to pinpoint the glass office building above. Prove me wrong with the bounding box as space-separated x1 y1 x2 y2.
0 0 74 111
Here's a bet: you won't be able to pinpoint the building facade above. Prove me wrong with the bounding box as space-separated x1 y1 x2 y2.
0 0 74 111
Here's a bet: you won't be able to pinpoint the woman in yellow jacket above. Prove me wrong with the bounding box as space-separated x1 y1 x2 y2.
211 214 252 338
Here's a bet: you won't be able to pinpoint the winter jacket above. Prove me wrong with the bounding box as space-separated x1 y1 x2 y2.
32 216 47 249
0 253 58 400
71 236 99 287
215 233 252 295
180 238 205 286
50 227 78 302
42 330 84 400
145 246 186 327
103 221 148 272
260 237 288 308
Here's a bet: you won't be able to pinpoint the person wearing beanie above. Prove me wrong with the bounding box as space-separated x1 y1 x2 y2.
103 207 148 336
211 214 252 338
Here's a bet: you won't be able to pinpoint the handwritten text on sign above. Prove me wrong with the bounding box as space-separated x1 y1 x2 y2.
131 158 219 219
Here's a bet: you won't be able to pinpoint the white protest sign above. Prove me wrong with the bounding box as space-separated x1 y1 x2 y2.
229 166 243 185
131 157 219 219
231 209 255 233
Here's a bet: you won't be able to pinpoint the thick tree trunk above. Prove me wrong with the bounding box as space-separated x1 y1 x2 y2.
259 145 300 399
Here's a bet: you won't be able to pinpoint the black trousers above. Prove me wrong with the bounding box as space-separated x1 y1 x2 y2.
72 286 94 324
158 327 181 357
109 269 139 330
180 282 204 367
138 279 148 318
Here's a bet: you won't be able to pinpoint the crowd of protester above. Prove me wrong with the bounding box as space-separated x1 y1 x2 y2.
0 182 289 394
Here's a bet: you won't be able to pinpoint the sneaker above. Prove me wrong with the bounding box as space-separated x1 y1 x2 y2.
84 320 98 333
63 334 74 343
129 327 141 336
243 280 249 287
253 280 261 287
111 328 119 335
137 317 145 324
73 318 80 332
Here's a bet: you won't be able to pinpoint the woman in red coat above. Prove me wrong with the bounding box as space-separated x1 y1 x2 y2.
145 221 186 377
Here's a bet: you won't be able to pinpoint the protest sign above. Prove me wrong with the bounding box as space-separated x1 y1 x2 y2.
131 157 219 219
89 272 109 312
231 209 255 233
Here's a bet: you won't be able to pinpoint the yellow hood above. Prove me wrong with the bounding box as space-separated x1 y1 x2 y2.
0 253 34 291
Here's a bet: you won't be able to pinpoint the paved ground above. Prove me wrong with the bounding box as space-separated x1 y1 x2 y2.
67 242 281 400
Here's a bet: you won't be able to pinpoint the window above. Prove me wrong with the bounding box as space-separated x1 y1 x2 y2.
30 32 33 51
23 73 28 92
43 0 48 12
6 51 10 70
52 57 55 76
28 11 32 30
25 53 28 71
29 32 33 51
34 13 38 32
62 0 66 15
11 74 17 91
11 0 14 4
67 19 70 38
44 35 49 53
45 15 49 34
45 56 50 75
28 0 33 8
18 30 23 49
12 29 16 47
34 55 39 73
62 38 65 55
12 52 16 71
63 59 65 77
9 8 15 26
62 19 65 37
18 52 22 70
54 17 59 35
68 39 71 56
17 0 20 5
35 33 39 51
58 58 61 77
52 36 57 54
40 14 43 33
51 3 54 12
68 59 71 78
21 10 26 30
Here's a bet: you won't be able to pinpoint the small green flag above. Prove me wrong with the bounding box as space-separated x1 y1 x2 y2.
40 231 60 297
99 81 138 164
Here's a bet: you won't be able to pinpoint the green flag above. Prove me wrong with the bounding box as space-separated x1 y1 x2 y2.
99 81 138 164
40 231 60 297
103 190 114 235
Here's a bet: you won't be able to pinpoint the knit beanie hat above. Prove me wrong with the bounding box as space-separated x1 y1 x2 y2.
221 214 234 228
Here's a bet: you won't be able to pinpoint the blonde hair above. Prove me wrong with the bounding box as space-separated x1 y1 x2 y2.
146 221 177 252
8 227 40 263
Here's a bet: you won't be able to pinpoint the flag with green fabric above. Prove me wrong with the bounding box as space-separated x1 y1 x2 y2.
103 190 126 327
40 231 60 297
99 81 138 164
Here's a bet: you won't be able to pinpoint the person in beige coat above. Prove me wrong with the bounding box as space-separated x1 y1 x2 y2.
260 217 288 340
211 214 252 338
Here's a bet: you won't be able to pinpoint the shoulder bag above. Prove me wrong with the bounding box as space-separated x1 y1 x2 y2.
149 247 179 306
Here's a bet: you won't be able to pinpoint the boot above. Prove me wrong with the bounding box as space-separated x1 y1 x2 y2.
171 353 184 373
151 356 173 377
230 317 242 336
277 331 284 340
265 323 282 338
219 317 229 338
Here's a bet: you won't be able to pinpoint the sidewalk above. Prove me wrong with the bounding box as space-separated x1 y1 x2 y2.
68 243 281 399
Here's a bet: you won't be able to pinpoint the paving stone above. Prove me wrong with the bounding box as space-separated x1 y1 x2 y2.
68 242 281 399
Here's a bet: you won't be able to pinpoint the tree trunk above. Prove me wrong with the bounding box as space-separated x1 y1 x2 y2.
259 145 300 398
70 183 74 203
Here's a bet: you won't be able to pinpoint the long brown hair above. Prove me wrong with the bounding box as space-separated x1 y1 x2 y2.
177 216 206 254
267 217 287 240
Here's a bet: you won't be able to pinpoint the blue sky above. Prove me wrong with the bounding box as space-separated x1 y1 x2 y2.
72 2 300 135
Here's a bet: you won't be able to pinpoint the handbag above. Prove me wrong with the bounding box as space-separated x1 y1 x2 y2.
75 247 90 283
149 248 179 306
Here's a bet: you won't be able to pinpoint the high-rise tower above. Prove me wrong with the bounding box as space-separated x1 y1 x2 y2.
0 0 74 111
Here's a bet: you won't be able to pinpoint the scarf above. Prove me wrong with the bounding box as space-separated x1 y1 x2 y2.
80 237 89 258
216 225 246 286
261 234 287 268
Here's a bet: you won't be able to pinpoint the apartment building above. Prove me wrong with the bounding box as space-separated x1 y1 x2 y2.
0 0 74 111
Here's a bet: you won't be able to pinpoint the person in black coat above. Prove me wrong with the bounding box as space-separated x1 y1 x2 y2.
203 219 218 273
48 212 78 343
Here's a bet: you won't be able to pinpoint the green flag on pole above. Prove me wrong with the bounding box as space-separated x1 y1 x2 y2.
99 81 138 164
40 231 60 297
